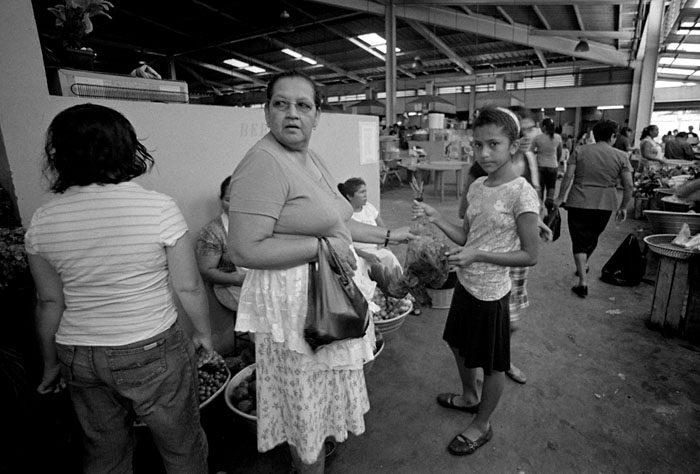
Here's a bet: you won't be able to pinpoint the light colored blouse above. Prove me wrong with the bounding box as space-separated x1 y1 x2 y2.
460 177 539 301
229 133 375 369
25 182 186 346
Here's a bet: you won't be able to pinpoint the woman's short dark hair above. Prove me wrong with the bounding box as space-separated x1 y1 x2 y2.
220 176 232 200
43 104 154 193
473 106 519 143
266 70 322 108
592 119 619 143
542 117 555 137
337 177 365 201
619 126 632 137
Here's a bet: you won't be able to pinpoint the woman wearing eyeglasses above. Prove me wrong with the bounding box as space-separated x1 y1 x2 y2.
227 71 414 474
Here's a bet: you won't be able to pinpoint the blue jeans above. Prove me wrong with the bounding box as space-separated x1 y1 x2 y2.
56 322 208 474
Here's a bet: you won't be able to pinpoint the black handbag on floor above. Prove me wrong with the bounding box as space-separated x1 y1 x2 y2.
600 233 646 287
304 237 370 351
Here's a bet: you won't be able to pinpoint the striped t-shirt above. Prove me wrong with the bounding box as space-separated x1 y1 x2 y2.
25 181 188 346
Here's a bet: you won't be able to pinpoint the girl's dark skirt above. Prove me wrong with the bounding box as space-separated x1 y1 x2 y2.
443 283 510 375
566 207 612 257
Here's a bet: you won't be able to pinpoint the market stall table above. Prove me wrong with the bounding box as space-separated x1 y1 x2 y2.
413 161 469 202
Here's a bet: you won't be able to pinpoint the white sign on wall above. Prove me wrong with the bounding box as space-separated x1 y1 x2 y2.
359 121 379 165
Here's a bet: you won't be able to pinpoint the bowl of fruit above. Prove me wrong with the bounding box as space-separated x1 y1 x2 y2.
371 289 413 339
225 363 257 434
197 351 231 408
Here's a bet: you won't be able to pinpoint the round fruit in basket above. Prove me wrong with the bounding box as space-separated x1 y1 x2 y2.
197 351 230 406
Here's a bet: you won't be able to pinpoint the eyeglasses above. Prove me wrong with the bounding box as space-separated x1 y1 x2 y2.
269 99 315 113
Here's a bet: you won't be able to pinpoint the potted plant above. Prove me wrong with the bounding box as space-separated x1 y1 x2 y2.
47 0 114 69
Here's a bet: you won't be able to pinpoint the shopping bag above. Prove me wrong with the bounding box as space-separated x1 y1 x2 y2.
304 237 370 351
600 233 646 287
543 200 561 242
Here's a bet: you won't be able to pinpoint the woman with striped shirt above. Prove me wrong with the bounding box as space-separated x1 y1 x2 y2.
26 104 212 474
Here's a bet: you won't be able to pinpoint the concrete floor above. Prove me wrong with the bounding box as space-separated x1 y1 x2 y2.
21 181 700 474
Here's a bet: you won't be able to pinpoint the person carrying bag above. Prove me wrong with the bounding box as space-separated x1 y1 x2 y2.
305 237 370 351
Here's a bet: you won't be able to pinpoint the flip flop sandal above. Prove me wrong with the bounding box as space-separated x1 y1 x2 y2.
506 367 527 384
436 393 480 413
447 426 493 456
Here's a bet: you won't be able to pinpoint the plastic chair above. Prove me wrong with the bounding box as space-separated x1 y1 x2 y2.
380 159 402 186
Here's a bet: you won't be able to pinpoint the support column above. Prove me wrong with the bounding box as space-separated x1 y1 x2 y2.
574 107 582 141
631 0 664 144
468 85 476 126
385 3 397 126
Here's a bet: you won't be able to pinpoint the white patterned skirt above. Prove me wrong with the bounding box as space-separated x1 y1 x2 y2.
254 332 370 463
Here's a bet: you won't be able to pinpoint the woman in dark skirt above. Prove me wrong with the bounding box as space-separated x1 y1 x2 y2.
554 119 634 298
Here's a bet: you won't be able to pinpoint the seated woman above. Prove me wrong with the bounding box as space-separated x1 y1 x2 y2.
338 177 420 314
338 177 401 270
196 176 247 312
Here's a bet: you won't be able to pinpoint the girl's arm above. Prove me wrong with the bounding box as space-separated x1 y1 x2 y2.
446 211 539 268
413 200 468 245
166 233 213 353
375 214 386 228
28 254 65 395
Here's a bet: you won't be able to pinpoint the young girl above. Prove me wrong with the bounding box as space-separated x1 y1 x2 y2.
413 107 540 456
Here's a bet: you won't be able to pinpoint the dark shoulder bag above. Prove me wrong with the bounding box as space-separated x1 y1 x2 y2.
304 237 370 351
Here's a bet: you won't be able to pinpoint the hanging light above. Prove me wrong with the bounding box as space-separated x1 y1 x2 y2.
574 39 590 52
279 10 295 33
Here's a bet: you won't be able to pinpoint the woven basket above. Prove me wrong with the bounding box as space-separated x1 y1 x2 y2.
643 234 700 260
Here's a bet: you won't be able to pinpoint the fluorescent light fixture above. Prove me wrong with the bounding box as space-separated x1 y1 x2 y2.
301 56 317 65
357 33 385 46
244 66 266 74
375 44 401 54
224 58 249 68
555 107 566 112
597 105 624 110
659 67 696 75
282 48 302 59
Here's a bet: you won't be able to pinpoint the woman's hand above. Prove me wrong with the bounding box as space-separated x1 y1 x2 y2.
37 362 64 395
412 200 440 222
553 197 565 208
615 208 627 224
446 246 480 268
191 331 214 354
390 226 418 244
538 218 553 242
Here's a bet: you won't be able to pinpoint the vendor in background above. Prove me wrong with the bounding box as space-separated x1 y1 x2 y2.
530 117 562 203
639 125 667 171
664 132 696 162
338 178 401 270
613 126 633 154
196 176 247 313
338 177 421 315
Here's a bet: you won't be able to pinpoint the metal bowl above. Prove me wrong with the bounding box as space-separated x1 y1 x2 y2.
643 210 700 234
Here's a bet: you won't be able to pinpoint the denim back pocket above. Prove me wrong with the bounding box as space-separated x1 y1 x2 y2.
55 343 75 382
106 340 167 386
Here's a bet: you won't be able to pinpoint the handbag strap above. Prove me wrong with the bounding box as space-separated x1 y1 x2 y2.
319 237 351 285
